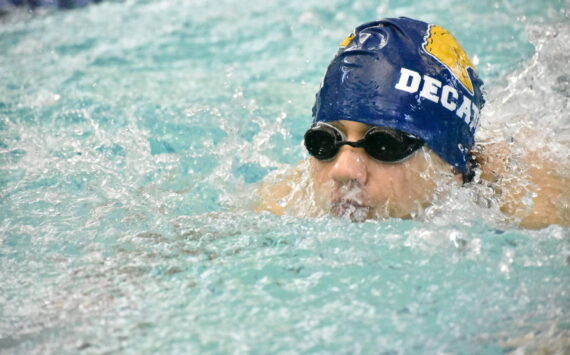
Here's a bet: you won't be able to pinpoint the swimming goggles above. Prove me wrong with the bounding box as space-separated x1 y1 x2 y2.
304 122 424 163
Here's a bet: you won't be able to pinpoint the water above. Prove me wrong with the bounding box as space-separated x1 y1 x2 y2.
1 0 569 353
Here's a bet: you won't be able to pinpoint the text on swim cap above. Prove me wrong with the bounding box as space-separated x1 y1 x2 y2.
394 67 479 129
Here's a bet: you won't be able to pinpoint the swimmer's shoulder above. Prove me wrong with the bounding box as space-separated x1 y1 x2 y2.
255 162 307 216
476 134 570 229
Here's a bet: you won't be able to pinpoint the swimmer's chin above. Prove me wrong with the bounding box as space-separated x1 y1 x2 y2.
330 199 372 223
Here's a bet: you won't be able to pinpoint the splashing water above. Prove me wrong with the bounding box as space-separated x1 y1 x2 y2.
1 1 569 354
329 180 371 222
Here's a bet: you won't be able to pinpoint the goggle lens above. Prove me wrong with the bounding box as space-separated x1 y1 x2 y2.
304 124 342 161
361 129 423 162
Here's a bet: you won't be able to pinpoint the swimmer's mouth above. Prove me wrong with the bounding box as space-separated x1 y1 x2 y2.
330 199 371 223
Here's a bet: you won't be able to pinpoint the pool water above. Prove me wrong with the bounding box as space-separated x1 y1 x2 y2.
1 0 569 353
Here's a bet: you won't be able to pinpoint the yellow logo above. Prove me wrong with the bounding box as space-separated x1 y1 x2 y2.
423 25 475 94
340 32 355 48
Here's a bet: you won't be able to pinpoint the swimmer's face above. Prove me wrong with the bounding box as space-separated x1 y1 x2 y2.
309 120 462 221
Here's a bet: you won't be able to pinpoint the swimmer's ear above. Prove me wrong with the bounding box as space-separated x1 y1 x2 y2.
461 152 478 184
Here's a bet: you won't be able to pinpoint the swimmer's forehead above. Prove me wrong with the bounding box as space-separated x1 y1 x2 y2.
328 120 393 134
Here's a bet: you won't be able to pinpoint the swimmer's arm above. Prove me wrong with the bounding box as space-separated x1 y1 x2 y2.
478 141 569 229
255 178 291 215
254 165 304 215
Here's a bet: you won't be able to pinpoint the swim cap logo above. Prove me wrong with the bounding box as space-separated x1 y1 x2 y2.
423 25 475 94
340 32 355 48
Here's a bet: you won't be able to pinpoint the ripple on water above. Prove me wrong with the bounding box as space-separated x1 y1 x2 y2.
0 0 569 353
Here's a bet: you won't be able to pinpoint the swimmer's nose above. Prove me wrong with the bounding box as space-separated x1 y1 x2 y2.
329 146 368 185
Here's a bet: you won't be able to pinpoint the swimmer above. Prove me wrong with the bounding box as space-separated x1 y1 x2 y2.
256 17 570 229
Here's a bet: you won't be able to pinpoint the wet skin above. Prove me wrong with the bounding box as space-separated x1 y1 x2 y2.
256 121 569 228
309 120 462 221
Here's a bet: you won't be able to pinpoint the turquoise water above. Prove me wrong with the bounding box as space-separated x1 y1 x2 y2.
1 0 569 353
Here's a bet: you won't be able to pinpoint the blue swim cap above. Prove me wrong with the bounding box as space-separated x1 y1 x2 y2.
312 17 485 173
